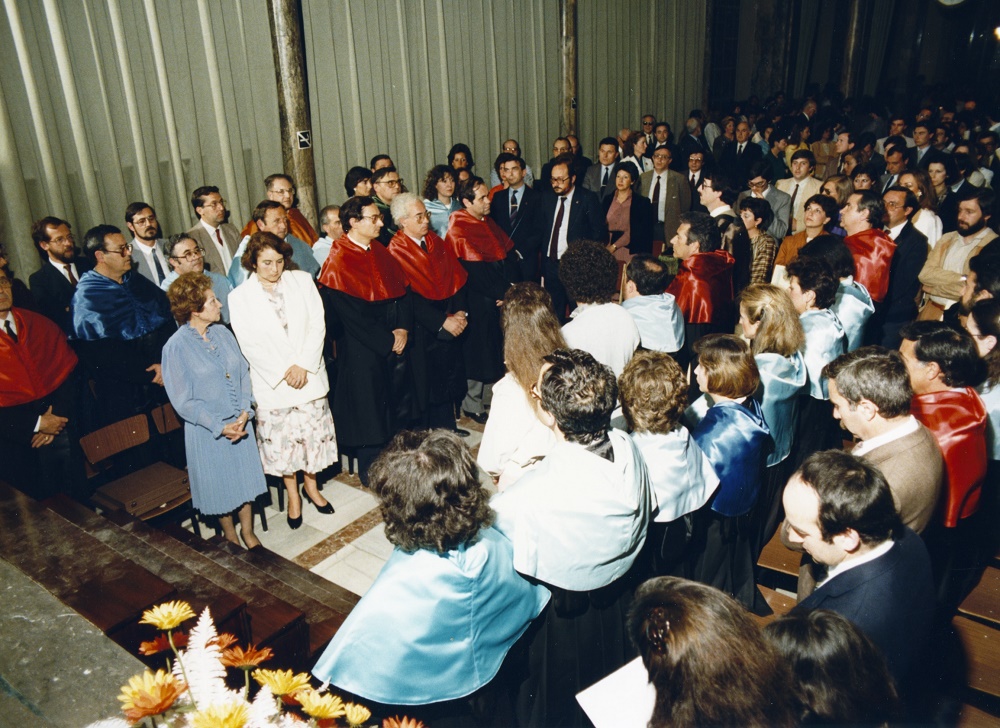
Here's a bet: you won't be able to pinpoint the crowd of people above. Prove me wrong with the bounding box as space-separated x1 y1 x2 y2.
2 88 1000 725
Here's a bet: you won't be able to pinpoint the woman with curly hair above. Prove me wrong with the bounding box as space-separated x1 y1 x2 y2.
312 429 548 723
478 283 566 489
162 272 266 548
628 576 796 727
421 164 461 238
447 142 474 172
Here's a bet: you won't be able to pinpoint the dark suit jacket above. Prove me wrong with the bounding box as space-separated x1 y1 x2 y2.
538 186 607 254
719 141 763 187
602 193 654 255
640 169 692 242
938 180 972 234
877 222 929 347
491 185 544 278
28 258 92 333
795 528 934 684
913 145 946 170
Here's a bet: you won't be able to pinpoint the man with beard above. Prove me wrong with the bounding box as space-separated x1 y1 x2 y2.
388 193 470 433
919 187 997 320
125 202 170 287
29 216 91 333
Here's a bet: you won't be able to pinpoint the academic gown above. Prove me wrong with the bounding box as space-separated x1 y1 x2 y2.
318 236 412 449
797 308 848 463
844 228 896 304
666 249 735 371
445 210 517 384
387 230 469 424
491 430 652 727
831 277 875 352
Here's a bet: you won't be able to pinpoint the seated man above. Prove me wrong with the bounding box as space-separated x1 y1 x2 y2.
159 234 232 323
783 449 934 686
620 254 684 355
240 173 319 245
824 347 944 533
559 240 640 378
491 348 651 726
0 269 83 499
28 216 91 333
841 190 896 305
229 200 319 286
70 225 174 425
899 321 988 531
619 350 718 571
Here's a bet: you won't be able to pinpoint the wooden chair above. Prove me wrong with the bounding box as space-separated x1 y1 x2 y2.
150 403 270 533
82 414 200 536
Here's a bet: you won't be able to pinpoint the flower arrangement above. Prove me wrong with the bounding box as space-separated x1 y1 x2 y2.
86 600 385 728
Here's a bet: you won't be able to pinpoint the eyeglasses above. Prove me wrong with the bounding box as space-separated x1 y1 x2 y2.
376 179 402 187
551 175 571 184
170 246 205 261
642 121 655 127
361 213 384 223
131 214 156 226
412 213 430 222
103 243 133 256
201 199 226 209
748 179 768 190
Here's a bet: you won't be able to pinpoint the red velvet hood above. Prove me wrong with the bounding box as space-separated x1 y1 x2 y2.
844 228 896 304
444 210 514 263
388 230 468 301
318 236 408 301
665 250 735 325
0 309 77 407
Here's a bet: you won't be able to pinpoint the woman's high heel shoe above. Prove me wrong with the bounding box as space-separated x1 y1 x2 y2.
287 513 303 529
303 487 335 515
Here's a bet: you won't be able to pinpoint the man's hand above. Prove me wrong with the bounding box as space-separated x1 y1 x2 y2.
31 432 55 448
39 406 68 436
442 314 467 337
147 363 164 386
283 365 308 389
391 328 408 354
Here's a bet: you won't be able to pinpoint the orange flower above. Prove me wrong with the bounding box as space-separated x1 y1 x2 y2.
212 632 239 649
138 630 188 656
383 717 426 728
118 669 187 722
220 643 274 669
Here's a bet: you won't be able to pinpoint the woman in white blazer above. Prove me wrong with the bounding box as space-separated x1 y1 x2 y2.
230 232 338 529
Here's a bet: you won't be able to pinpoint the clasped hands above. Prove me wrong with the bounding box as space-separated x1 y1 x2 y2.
32 405 67 448
221 411 250 442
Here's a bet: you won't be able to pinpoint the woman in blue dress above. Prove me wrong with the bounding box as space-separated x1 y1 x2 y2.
162 272 266 548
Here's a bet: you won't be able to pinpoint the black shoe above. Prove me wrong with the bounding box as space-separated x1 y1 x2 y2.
310 500 335 515
462 409 489 425
454 427 471 437
287 513 303 529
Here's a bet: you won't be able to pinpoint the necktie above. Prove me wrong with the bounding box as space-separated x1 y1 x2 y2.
152 251 166 282
651 175 661 208
419 238 427 251
215 228 224 251
4 320 17 344
601 168 610 196
884 175 896 193
510 190 519 217
738 143 745 156
64 265 77 285
548 197 566 261
790 183 799 210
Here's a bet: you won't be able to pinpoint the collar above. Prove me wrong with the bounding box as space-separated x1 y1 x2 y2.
199 219 219 235
709 204 733 218
347 233 371 250
817 538 895 587
887 221 907 239
852 415 920 456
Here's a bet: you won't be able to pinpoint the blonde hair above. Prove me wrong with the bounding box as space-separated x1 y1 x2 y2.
739 284 806 357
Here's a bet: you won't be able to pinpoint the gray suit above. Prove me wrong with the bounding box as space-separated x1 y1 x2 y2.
639 169 691 243
185 221 241 276
582 163 617 202
737 185 792 241
130 238 170 287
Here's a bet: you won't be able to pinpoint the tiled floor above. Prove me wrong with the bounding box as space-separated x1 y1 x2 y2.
251 419 485 597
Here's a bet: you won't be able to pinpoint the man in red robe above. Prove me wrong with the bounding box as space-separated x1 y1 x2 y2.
841 190 896 304
445 176 517 425
0 269 83 499
387 193 469 432
899 320 988 609
318 196 411 485
666 211 735 374
241 173 319 246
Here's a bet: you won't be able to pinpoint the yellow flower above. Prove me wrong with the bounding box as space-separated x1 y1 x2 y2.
190 701 250 728
345 701 372 726
140 600 196 631
220 643 273 669
118 669 187 723
251 668 311 696
297 688 346 720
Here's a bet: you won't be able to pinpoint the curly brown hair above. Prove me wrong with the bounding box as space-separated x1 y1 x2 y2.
619 350 688 434
370 429 494 553
559 240 618 304
166 272 213 324
241 231 292 273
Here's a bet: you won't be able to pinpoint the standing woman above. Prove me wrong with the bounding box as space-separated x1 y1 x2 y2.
686 334 771 611
422 165 461 239
738 284 807 555
603 162 654 263
162 272 266 548
230 232 338 529
621 131 653 175
447 143 474 173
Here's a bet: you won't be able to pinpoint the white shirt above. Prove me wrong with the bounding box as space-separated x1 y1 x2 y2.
0 310 15 336
200 219 233 270
313 235 334 267
817 539 895 588
562 302 640 378
646 171 668 222
549 186 576 259
131 239 170 285
48 257 80 283
852 415 920 457
886 221 907 240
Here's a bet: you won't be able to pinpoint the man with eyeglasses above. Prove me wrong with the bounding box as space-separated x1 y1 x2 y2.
371 166 403 245
736 161 791 241
240 173 319 246
160 233 232 323
125 202 170 287
640 145 690 243
228 200 320 287
489 139 536 189
29 216 91 334
70 224 174 424
185 185 242 276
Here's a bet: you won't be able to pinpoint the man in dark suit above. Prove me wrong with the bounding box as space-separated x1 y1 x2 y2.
581 137 620 203
686 150 709 213
782 449 934 686
490 154 543 281
911 122 946 171
877 186 929 347
28 216 91 334
539 154 606 320
718 121 763 189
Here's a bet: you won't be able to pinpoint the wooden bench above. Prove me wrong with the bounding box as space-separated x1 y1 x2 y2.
757 529 801 578
959 567 1000 628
